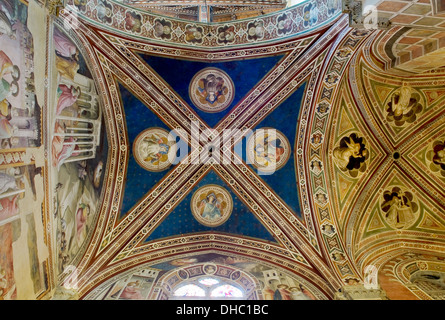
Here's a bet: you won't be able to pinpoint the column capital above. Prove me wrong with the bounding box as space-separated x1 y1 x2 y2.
51 286 80 300
45 0 66 17
334 284 388 300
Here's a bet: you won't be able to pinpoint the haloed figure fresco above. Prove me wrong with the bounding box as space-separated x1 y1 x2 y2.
247 128 290 173
199 192 223 220
189 68 234 113
191 185 233 227
0 0 46 300
133 128 177 172
332 132 368 177
50 25 107 274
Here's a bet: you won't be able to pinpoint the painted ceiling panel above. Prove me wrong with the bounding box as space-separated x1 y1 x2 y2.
235 83 306 218
138 53 286 127
119 83 189 217
144 169 279 243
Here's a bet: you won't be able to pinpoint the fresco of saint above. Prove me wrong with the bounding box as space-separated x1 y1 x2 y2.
133 128 177 172
191 185 233 227
189 68 234 113
381 188 418 229
197 74 227 106
332 133 368 176
254 135 285 167
140 134 171 164
247 128 290 173
199 192 223 220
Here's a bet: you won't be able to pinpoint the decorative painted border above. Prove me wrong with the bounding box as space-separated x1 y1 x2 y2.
61 0 342 48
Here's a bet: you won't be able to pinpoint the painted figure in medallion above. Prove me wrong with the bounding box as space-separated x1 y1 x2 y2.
133 128 177 172
216 25 235 44
154 19 172 39
381 187 418 229
185 25 203 44
277 13 292 35
303 2 318 28
427 139 445 178
254 135 285 167
140 134 170 164
247 20 265 41
125 11 142 33
247 128 290 173
191 185 233 227
198 74 226 105
199 192 223 220
332 133 368 176
96 0 113 24
386 85 423 126
189 68 234 113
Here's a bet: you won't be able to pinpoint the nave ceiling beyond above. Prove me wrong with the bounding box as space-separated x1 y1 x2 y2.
0 0 444 300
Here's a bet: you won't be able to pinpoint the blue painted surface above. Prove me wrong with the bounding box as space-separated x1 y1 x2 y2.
235 82 307 219
119 83 188 218
138 53 285 128
144 170 278 243
118 55 302 242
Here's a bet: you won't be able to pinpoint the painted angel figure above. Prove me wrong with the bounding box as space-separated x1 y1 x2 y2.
390 85 414 117
333 135 367 171
139 133 171 164
199 192 222 220
254 135 285 166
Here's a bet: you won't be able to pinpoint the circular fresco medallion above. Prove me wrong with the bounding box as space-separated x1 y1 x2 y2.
203 264 217 275
133 127 177 172
189 68 235 113
191 185 233 227
246 128 291 173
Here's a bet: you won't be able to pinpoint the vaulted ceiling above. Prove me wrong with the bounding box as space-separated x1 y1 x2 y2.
55 0 445 299
3 0 444 300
